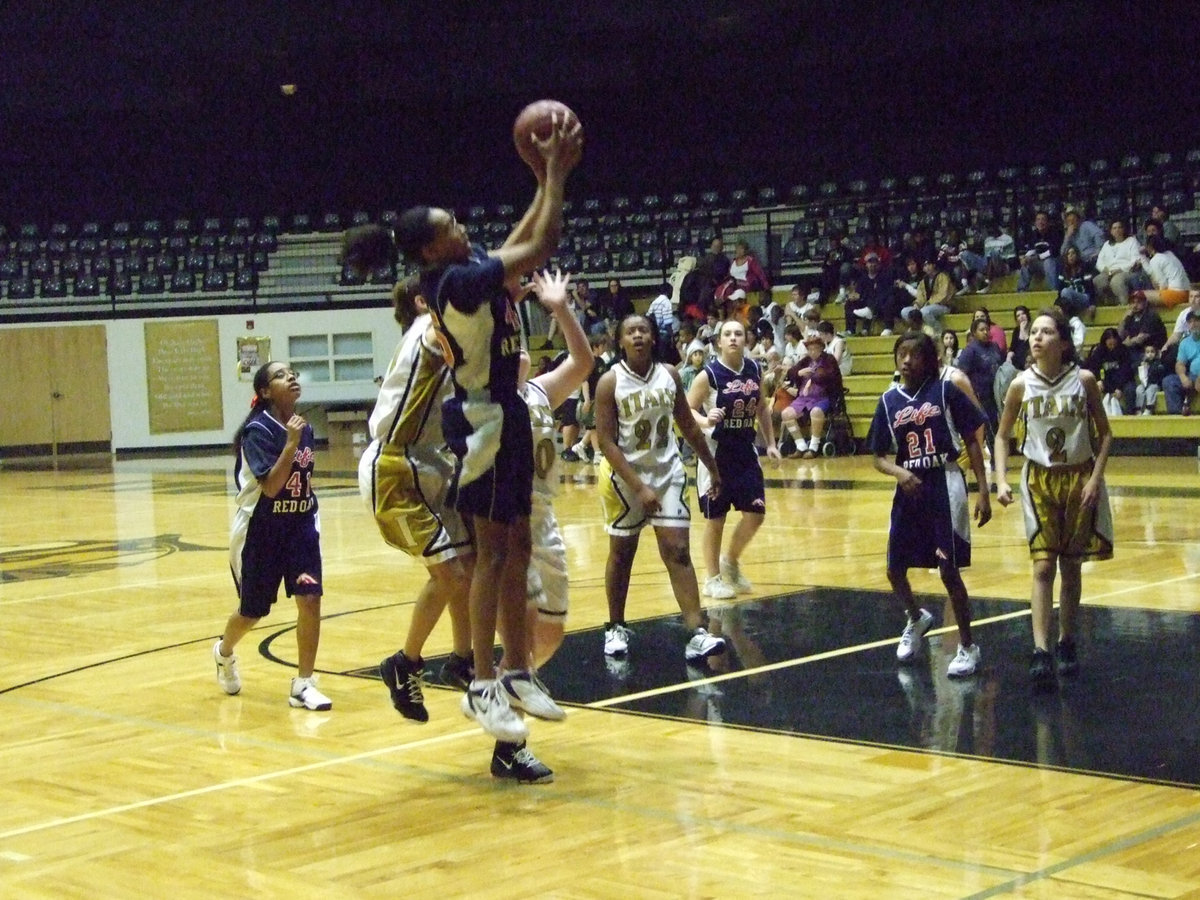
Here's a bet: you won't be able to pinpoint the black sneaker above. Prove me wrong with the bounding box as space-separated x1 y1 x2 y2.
1029 649 1056 693
380 651 428 722
560 449 582 462
1055 638 1079 676
440 652 474 691
491 740 554 784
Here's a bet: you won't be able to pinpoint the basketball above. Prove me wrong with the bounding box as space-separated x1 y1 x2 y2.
513 99 581 171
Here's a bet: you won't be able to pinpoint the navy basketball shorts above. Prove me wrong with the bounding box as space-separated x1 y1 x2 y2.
456 400 534 524
236 517 323 618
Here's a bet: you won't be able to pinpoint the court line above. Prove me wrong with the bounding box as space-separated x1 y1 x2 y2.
0 727 479 841
585 608 1033 708
962 806 1200 899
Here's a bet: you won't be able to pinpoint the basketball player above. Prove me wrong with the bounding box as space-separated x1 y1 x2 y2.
213 361 332 711
357 277 474 724
686 319 780 602
595 313 728 664
388 115 582 749
994 307 1113 692
867 333 992 678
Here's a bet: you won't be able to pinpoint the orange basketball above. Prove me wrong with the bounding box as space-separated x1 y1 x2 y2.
512 99 580 171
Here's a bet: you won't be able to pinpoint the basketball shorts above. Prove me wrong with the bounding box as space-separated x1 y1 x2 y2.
231 512 323 619
598 456 691 536
528 497 568 622
445 396 534 524
357 439 471 566
698 443 766 519
886 463 971 571
1020 460 1114 561
557 397 580 427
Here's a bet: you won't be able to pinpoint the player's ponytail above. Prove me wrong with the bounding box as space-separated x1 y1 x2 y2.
232 363 275 459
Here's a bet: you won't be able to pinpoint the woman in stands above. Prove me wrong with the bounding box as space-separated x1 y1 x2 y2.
595 313 727 666
213 361 332 712
687 318 780 601
994 307 1113 692
1056 246 1096 319
956 317 1005 439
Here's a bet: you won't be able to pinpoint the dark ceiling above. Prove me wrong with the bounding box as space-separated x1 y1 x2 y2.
0 1 1196 224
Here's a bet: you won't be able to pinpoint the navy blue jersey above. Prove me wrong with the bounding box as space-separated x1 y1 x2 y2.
866 377 985 470
422 244 521 402
703 356 762 447
233 409 318 520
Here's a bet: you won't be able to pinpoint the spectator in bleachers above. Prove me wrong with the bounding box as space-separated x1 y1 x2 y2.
1060 207 1105 269
940 227 989 295
781 322 804 368
993 305 1031 411
1118 287 1167 355
1140 203 1181 248
694 236 730 313
646 282 678 364
956 317 1005 436
820 230 856 304
1161 288 1200 370
780 333 842 458
900 257 954 335
1134 344 1167 415
1137 235 1190 308
856 232 893 272
602 278 635 329
1163 309 1200 414
816 319 852 376
940 329 960 367
1016 210 1064 292
982 222 1017 280
890 256 921 337
542 278 592 349
845 252 891 336
972 307 1008 355
729 240 770 298
1093 219 1147 306
1055 246 1096 319
1083 328 1137 416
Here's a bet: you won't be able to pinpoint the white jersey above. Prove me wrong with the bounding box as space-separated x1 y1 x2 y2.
1019 363 1094 467
610 360 680 475
522 380 559 505
368 313 452 456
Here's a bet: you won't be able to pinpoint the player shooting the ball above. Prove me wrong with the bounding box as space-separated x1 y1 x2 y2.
342 104 582 783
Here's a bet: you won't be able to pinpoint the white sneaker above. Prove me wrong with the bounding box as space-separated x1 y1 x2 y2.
501 669 566 721
213 640 241 695
896 608 934 662
719 555 753 594
460 678 529 742
289 676 332 710
880 328 893 336
604 623 633 656
685 627 727 661
947 643 981 677
703 574 736 600
852 307 874 320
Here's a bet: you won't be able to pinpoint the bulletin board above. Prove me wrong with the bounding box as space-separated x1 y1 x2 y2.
144 320 224 434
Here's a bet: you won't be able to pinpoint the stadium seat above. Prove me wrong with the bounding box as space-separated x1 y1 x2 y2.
494 203 516 220
107 236 130 255
289 213 312 233
585 251 611 273
7 276 34 299
645 248 665 269
640 194 662 212
214 251 237 272
166 234 190 254
555 252 582 272
230 216 252 234
15 239 39 259
18 223 38 239
350 211 371 227
578 233 602 253
617 250 644 271
169 271 196 293
636 230 659 250
379 210 399 228
847 179 869 197
224 233 248 254
249 251 269 272
137 272 164 294
338 263 365 286
0 257 22 280
90 255 112 277
49 222 70 239
261 215 281 234
170 218 191 236
202 270 228 292
153 253 177 275
878 176 899 195
818 181 839 199
46 238 69 258
139 236 162 255
30 257 51 279
787 184 811 205
233 268 257 291
79 222 101 238
582 198 603 215
60 254 82 277
186 250 207 273
466 205 488 222
369 263 395 284
196 234 218 254
40 274 67 298
666 226 691 249
781 237 806 263
73 274 100 297
670 193 690 210
729 188 750 209
657 209 682 225
319 212 343 232
142 220 163 238
606 232 630 251
756 186 778 206
202 217 222 234
107 272 131 296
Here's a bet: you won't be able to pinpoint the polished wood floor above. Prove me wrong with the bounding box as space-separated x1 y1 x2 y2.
2 445 1199 898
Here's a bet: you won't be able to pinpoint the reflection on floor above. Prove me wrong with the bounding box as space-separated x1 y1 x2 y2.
355 589 1200 789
